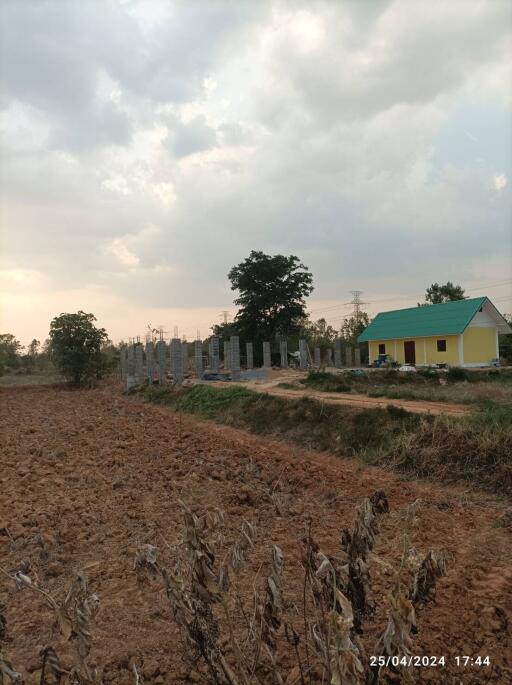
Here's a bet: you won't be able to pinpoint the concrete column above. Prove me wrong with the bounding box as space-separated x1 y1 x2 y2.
354 347 361 367
209 336 220 373
326 348 333 367
246 342 254 370
345 346 353 367
334 339 342 368
120 346 127 378
223 340 231 370
135 344 144 384
127 343 136 375
182 341 189 373
230 336 241 380
299 339 308 369
263 341 271 368
314 347 321 368
280 340 288 369
145 341 154 383
170 338 184 385
195 340 203 378
156 340 167 383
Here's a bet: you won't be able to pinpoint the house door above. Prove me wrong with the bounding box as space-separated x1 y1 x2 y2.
404 341 416 365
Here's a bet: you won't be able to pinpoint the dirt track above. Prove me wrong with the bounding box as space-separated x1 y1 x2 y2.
1 385 510 684
239 378 469 416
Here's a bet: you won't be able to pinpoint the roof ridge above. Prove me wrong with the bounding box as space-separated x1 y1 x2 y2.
377 295 486 317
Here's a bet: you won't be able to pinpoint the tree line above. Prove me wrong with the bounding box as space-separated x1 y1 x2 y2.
2 250 509 383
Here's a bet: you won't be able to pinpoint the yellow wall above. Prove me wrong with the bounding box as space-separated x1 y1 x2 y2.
369 335 460 365
424 335 459 365
463 327 497 364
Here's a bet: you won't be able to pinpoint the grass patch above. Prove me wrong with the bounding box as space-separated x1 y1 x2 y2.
140 383 511 496
386 402 512 495
297 370 512 405
300 370 352 393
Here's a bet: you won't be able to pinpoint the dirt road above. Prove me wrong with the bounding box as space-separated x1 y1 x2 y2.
239 375 469 416
0 385 509 683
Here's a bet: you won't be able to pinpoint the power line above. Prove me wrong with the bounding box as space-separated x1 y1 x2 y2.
307 279 512 317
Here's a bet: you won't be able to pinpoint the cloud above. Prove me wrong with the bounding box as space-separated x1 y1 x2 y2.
494 173 507 191
0 0 511 343
167 115 218 158
105 238 140 267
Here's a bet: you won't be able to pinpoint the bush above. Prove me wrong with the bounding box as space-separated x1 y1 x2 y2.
300 370 352 392
447 366 469 382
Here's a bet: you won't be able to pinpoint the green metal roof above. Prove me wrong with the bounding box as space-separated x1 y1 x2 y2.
358 297 488 342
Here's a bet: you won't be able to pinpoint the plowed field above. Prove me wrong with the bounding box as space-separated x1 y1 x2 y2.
1 385 511 684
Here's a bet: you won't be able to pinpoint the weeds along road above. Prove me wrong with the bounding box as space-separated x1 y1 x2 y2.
0 385 510 683
238 376 469 416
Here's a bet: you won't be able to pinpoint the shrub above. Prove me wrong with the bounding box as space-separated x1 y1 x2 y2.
447 366 469 382
301 370 352 392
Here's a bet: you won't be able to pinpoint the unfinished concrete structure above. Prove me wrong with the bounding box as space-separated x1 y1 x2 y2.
135 344 144 384
354 347 361 367
246 342 253 370
223 340 231 370
230 336 241 380
334 339 342 368
314 347 321 368
120 346 127 378
299 339 308 369
209 336 220 373
345 346 353 367
156 340 167 383
170 338 184 384
263 341 271 368
145 340 154 383
325 348 333 367
182 341 189 373
280 340 288 369
127 343 136 375
194 339 203 378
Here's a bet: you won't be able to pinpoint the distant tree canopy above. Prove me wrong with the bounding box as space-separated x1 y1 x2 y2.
227 251 314 343
211 321 241 341
301 317 338 351
499 314 512 364
422 281 466 305
49 311 109 384
340 312 370 349
0 333 23 372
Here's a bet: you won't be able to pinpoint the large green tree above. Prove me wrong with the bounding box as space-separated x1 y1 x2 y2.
228 251 313 343
49 311 108 384
423 281 466 304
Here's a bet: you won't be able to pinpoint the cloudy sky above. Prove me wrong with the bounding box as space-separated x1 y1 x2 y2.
1 0 511 345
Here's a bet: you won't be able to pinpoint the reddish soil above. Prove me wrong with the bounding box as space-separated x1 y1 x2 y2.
1 385 510 684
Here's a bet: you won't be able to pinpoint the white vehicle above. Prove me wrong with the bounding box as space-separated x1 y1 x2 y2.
398 364 417 373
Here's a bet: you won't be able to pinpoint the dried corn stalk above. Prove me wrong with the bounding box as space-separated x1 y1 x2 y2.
136 501 252 685
302 519 365 685
0 652 22 685
328 591 365 685
40 646 69 684
341 491 389 632
369 585 417 685
409 550 447 607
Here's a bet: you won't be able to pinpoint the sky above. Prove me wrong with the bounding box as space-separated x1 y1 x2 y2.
1 0 511 346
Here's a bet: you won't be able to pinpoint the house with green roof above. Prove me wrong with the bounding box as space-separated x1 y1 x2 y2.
358 297 511 367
